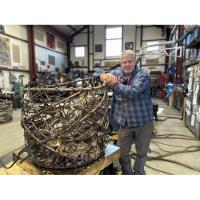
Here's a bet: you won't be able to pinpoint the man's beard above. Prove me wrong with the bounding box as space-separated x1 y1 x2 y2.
123 69 133 75
122 65 135 75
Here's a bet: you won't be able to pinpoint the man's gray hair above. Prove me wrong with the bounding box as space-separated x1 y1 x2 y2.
120 50 136 60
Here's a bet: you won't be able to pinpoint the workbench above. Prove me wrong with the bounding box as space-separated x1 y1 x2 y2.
0 143 120 175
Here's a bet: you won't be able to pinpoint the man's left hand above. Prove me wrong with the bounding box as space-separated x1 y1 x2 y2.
100 73 118 86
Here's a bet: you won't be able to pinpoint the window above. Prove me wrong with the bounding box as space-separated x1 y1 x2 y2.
146 41 159 52
106 26 122 57
75 47 85 57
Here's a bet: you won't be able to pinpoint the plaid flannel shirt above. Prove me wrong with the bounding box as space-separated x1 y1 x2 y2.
94 66 153 127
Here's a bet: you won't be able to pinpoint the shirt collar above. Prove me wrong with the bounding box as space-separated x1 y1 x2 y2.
122 65 139 77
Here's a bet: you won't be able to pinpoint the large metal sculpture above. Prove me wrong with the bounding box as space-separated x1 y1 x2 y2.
21 78 109 169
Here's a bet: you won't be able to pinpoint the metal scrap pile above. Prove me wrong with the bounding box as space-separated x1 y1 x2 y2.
21 78 109 169
0 99 12 124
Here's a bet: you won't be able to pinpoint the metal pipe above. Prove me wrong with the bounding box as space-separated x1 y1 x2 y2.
23 84 106 92
140 25 143 67
139 40 177 54
27 25 36 81
170 25 178 37
67 40 71 71
87 26 90 72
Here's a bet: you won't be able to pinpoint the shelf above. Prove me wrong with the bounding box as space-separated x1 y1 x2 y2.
70 66 88 69
0 66 29 73
94 66 112 68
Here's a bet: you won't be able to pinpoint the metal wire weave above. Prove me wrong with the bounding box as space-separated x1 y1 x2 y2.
21 78 110 169
0 99 12 124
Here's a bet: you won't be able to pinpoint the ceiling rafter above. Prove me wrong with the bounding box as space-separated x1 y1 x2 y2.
41 25 70 41
67 25 77 32
70 25 89 38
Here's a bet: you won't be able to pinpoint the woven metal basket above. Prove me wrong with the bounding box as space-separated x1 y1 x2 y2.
21 78 109 169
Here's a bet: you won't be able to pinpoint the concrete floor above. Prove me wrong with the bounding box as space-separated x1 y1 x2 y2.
144 98 200 175
0 109 25 156
1 98 200 175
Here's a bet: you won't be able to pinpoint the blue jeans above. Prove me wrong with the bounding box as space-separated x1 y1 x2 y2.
117 122 153 175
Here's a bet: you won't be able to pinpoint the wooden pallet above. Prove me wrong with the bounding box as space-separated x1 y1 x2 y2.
12 143 120 175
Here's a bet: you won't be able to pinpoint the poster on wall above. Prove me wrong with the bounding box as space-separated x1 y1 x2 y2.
0 36 11 67
35 31 44 42
47 33 55 49
48 55 55 65
0 25 5 33
95 44 103 52
57 40 65 51
12 44 21 63
125 42 134 50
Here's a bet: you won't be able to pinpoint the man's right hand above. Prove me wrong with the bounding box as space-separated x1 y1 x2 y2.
100 73 118 86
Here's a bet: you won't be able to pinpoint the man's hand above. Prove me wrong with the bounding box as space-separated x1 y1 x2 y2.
100 73 118 86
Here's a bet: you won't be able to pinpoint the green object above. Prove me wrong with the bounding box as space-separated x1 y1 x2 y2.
12 81 23 108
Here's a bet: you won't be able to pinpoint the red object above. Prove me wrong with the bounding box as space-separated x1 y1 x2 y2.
160 73 169 87
47 33 55 49
159 89 165 99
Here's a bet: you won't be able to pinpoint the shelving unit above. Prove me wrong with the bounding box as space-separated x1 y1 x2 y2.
183 26 200 139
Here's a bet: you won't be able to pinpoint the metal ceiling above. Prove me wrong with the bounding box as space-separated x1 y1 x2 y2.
51 25 86 37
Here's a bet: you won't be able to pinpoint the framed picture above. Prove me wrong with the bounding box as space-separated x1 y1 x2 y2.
0 25 5 33
125 42 134 50
74 61 80 67
0 36 11 67
40 60 46 65
48 55 55 65
12 44 21 63
47 33 55 49
95 44 103 52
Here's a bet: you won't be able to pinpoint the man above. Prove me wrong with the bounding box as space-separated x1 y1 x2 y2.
95 50 153 175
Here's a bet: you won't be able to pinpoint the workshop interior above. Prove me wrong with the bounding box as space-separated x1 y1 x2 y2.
1 25 200 175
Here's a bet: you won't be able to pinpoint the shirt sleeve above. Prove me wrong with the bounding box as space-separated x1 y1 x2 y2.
93 68 119 77
93 70 106 77
112 69 150 99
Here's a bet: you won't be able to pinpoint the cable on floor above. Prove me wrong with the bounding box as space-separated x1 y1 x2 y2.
157 115 182 120
147 148 200 160
130 153 173 175
130 151 200 174
150 157 200 173
151 141 194 148
152 134 197 141
154 133 196 139
132 112 200 174
130 142 200 174
151 141 200 153
145 163 173 175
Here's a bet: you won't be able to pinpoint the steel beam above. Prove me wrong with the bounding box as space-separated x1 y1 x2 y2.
176 25 185 84
27 25 36 81
41 25 70 41
67 25 77 32
87 26 90 72
70 25 89 38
